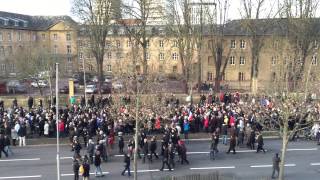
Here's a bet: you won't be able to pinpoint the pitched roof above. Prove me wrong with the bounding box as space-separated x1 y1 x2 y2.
0 11 77 31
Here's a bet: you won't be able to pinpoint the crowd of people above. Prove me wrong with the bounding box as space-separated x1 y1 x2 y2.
0 92 320 179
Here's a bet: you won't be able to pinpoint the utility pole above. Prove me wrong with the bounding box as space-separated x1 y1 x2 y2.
82 58 87 107
55 63 60 180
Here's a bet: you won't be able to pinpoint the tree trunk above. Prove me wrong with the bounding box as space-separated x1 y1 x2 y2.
97 60 103 96
279 124 289 180
133 93 140 180
251 77 258 95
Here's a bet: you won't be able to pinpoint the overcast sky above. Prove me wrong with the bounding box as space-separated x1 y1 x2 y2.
0 0 243 20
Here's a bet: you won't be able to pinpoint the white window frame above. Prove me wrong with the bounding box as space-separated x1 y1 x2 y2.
66 33 71 41
146 40 150 48
0 32 2 41
79 52 83 59
116 40 121 48
172 52 179 60
271 56 277 65
127 40 131 47
107 65 112 72
18 32 22 41
0 64 5 71
173 40 178 47
159 40 164 48
67 45 71 54
159 53 164 61
146 52 150 60
67 57 72 63
312 55 318 65
53 33 58 41
231 40 236 49
54 45 58 54
240 40 246 49
41 33 46 41
107 52 112 59
240 56 246 65
8 32 12 41
239 72 245 81
229 56 235 65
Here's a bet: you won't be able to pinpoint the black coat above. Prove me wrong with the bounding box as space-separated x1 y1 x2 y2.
94 153 101 166
150 140 157 152
18 125 26 137
143 142 149 154
73 160 80 172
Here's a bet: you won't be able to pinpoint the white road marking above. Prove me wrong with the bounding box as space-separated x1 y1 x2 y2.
61 172 109 176
0 175 42 179
0 158 40 162
310 163 320 166
190 166 235 170
60 157 73 160
286 148 317 151
129 169 174 173
250 164 296 168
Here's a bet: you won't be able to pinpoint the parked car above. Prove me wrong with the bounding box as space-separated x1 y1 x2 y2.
31 80 48 88
85 84 97 94
112 81 124 90
6 80 27 94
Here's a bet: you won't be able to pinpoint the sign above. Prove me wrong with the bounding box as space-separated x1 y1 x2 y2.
69 79 74 97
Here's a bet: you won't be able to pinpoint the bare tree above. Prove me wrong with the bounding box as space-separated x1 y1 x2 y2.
239 0 280 94
72 0 113 95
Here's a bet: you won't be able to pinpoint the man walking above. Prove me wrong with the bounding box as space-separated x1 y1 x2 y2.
272 153 281 179
0 134 8 158
73 158 80 180
160 145 172 171
18 123 26 147
256 132 266 153
149 136 159 162
121 153 131 176
227 135 236 154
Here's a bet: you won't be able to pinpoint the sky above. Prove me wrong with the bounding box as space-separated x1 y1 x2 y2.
0 0 244 20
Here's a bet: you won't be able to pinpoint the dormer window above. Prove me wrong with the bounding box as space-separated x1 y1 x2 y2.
14 21 19 26
23 22 28 27
4 20 8 26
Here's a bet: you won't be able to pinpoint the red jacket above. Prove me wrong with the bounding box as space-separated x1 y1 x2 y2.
58 121 65 132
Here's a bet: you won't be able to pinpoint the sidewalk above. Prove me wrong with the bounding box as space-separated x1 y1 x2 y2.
25 131 280 146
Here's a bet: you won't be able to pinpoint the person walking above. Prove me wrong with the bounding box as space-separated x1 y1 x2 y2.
168 143 175 168
142 138 149 163
272 153 281 179
183 119 190 143
4 135 13 156
118 132 124 154
227 135 236 154
178 140 189 165
0 134 8 158
149 136 159 162
222 124 228 145
256 132 266 153
94 150 104 177
73 158 80 180
87 139 95 164
18 123 26 147
160 145 172 171
82 157 90 180
121 153 131 176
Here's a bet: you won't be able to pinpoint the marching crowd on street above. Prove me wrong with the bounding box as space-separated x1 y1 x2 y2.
0 92 320 179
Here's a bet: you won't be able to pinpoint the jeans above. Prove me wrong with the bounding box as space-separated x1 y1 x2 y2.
222 135 228 145
4 146 13 156
121 166 131 176
19 136 26 147
95 165 103 176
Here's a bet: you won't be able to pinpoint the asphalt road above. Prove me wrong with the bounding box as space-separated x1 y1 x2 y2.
0 139 319 180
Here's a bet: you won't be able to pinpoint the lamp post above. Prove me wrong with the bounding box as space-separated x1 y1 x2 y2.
82 57 87 107
55 63 61 180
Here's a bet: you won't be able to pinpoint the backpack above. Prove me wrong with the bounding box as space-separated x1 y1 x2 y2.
79 165 84 175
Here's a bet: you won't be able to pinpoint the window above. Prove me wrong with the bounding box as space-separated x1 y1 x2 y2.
173 40 178 47
79 52 83 59
240 56 246 65
230 40 236 49
159 53 164 61
116 52 121 59
272 72 276 81
4 20 8 26
53 34 58 41
88 64 93 71
66 33 71 41
53 45 58 54
229 56 235 65
107 65 112 72
67 45 71 54
172 52 179 60
172 66 177 73
0 46 4 55
0 64 5 71
67 57 72 63
238 72 245 81
312 55 318 65
107 52 112 59
8 46 12 54
8 32 12 41
0 32 3 41
14 21 18 27
127 40 131 47
271 56 277 65
159 40 164 48
207 72 213 81
273 40 279 49
146 52 150 60
240 40 246 49
146 40 150 48
32 33 37 41
116 40 121 48
10 64 15 71
41 33 46 40
18 32 22 41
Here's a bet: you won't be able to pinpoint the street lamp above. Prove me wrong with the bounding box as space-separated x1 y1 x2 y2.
55 63 61 180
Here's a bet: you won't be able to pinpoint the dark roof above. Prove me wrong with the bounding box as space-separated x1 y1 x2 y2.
0 11 77 31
